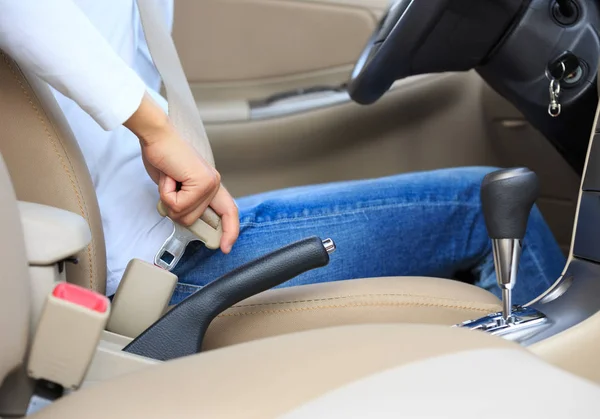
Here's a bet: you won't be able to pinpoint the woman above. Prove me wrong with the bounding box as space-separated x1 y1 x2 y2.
0 0 566 305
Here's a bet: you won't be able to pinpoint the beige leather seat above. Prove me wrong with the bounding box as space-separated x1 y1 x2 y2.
29 326 599 418
0 137 30 413
0 51 501 350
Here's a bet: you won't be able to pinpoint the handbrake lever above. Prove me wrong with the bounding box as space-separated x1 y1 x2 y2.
123 236 335 361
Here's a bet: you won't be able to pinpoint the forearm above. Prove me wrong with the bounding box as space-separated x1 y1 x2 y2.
0 0 146 130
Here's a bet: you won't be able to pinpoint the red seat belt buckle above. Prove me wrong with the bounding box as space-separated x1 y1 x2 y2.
28 283 110 390
52 283 108 313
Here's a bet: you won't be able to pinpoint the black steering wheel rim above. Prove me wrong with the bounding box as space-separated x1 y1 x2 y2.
348 0 451 105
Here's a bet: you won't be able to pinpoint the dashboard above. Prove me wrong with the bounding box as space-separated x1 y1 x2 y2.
348 0 600 174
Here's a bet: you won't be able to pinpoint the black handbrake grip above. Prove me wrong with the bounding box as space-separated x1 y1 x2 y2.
123 236 335 361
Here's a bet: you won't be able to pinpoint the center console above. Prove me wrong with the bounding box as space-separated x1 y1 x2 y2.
458 103 600 372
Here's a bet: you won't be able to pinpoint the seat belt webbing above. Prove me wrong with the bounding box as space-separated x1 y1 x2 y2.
136 0 214 167
136 0 221 233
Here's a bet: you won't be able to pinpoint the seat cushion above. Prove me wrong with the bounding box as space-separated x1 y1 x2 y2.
203 276 500 350
281 343 599 418
31 324 520 419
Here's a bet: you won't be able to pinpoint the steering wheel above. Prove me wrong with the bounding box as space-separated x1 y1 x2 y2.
348 0 526 105
349 0 449 104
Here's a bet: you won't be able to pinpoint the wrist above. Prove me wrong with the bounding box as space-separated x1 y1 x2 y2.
124 92 171 146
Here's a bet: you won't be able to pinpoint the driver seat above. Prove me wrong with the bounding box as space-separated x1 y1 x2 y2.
0 50 501 351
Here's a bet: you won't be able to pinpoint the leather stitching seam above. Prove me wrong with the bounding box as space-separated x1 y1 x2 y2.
217 301 500 318
2 52 95 290
231 293 499 308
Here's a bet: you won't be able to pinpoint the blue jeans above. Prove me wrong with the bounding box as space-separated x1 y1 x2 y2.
171 167 566 306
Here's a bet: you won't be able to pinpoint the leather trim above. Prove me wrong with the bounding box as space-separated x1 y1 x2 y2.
203 276 500 350
531 300 600 383
18 202 91 266
226 292 499 312
0 154 30 384
0 51 106 293
281 348 600 418
31 324 518 419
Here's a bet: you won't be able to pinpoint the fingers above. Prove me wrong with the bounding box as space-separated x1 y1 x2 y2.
161 181 239 253
176 185 217 226
158 173 178 209
148 136 238 252
209 186 240 254
159 169 220 225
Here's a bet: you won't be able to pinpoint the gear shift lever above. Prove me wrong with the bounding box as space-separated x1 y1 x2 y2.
481 168 539 322
455 168 547 340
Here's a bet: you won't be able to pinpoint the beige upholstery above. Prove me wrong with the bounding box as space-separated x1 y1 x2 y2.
173 0 383 83
205 276 501 350
0 51 106 294
532 309 600 384
0 154 30 385
32 324 519 419
280 347 600 418
18 202 92 266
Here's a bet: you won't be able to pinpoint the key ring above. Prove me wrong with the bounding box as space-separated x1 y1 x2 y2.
548 102 562 117
549 78 561 98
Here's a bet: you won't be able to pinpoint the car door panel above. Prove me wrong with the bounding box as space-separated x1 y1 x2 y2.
208 73 487 190
173 0 387 101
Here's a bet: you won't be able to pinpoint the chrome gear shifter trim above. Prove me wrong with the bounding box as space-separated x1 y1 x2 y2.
492 238 521 321
455 306 549 343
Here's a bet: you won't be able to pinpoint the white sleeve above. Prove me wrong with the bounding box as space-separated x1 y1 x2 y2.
0 0 147 131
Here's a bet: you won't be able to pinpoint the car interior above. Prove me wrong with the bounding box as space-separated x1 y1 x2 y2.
2 0 600 416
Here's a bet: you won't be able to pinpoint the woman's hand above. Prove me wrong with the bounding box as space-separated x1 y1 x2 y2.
124 93 239 253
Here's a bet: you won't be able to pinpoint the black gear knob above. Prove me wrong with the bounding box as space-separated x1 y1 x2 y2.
480 168 539 240
481 167 539 321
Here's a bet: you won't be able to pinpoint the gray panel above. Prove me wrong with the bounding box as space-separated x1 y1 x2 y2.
524 258 600 345
573 192 600 262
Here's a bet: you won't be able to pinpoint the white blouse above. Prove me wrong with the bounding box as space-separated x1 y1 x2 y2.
0 0 176 295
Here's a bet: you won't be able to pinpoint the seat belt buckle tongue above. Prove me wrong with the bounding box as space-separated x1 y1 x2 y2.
154 201 223 271
27 283 110 391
